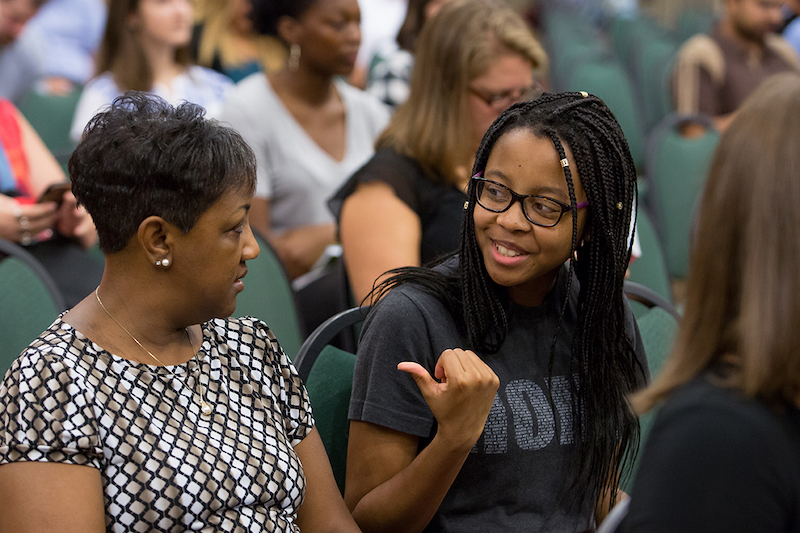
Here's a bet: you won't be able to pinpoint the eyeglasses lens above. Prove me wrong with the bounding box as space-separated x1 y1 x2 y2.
476 180 563 227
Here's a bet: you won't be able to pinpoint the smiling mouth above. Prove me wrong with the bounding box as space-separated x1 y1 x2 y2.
496 243 525 258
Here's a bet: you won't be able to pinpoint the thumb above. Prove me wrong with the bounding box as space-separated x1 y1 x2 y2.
397 362 438 395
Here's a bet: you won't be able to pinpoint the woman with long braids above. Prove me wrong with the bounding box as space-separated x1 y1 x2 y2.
344 92 649 533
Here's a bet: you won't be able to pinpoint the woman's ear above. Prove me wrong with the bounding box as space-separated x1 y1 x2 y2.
137 216 176 268
276 14 301 46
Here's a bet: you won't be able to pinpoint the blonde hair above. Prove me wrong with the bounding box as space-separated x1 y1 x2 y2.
194 0 286 73
97 0 193 92
634 72 800 414
377 0 547 185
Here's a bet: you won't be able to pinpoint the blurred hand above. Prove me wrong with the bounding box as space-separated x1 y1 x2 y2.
0 194 58 244
55 192 97 249
398 348 499 449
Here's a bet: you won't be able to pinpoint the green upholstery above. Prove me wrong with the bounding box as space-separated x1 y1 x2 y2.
543 9 609 92
233 233 304 360
304 345 356 494
17 88 82 171
628 209 671 304
634 36 678 133
677 9 715 42
565 59 646 170
646 114 720 278
621 305 679 492
0 252 65 376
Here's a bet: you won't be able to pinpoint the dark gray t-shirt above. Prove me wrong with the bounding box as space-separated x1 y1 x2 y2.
349 263 648 533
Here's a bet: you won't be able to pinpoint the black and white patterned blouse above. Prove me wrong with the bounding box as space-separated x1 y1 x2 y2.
0 316 314 532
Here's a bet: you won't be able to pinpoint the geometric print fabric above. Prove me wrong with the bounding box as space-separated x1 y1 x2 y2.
0 316 314 532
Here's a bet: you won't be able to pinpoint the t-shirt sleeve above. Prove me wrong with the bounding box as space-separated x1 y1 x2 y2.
250 319 314 446
221 89 273 199
0 347 102 468
349 288 439 438
329 149 422 223
623 397 796 533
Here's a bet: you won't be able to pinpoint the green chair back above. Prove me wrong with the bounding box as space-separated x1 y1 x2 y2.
634 37 678 133
621 305 679 492
0 240 66 376
628 209 672 305
294 306 370 493
565 58 647 170
233 233 304 360
17 88 82 171
304 345 356 493
646 114 720 279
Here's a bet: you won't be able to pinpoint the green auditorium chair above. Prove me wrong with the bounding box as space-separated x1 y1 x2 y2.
621 281 680 493
0 238 67 376
645 113 720 279
17 88 82 172
565 58 647 170
628 208 672 306
294 305 371 494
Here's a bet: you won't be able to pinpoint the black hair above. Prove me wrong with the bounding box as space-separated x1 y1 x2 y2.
69 92 257 254
372 92 643 512
250 0 319 38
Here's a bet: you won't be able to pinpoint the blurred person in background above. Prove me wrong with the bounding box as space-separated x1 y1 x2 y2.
191 0 286 82
222 0 389 280
70 0 232 142
0 0 47 104
26 0 107 95
366 0 453 109
621 71 800 533
672 0 798 133
0 96 99 306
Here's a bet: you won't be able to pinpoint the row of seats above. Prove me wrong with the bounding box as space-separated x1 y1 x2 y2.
543 7 720 299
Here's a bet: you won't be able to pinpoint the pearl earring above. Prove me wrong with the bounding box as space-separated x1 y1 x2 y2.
156 259 170 267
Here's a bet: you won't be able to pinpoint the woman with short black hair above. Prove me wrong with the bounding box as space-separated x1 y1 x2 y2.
0 93 361 533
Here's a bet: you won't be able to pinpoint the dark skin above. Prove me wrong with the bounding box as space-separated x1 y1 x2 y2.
251 0 361 279
0 186 361 533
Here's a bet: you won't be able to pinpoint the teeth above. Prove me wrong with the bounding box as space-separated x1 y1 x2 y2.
496 243 522 257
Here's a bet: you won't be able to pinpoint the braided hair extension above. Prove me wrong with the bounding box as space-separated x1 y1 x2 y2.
370 91 644 511
464 92 643 509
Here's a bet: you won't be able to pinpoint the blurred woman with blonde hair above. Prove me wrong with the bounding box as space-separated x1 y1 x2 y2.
331 0 548 303
191 0 285 82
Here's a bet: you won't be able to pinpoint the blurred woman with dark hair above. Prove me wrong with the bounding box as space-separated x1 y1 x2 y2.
223 0 389 279
0 93 361 533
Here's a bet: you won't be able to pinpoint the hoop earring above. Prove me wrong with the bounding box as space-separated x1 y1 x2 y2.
288 44 301 72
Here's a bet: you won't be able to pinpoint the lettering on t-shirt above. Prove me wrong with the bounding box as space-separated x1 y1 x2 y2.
476 374 581 454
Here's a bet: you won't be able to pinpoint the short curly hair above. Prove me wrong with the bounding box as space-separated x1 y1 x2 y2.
69 92 257 254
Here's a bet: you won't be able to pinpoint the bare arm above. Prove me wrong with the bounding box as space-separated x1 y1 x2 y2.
344 350 499 533
16 107 96 248
250 197 336 279
294 428 361 533
0 462 106 533
339 181 422 303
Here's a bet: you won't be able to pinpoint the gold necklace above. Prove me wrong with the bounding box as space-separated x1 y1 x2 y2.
95 288 213 416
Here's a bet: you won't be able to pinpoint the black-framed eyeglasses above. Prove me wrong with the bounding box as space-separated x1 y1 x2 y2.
468 81 544 112
472 175 589 227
